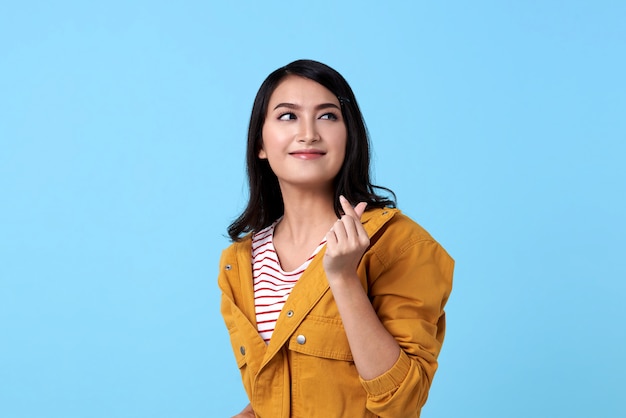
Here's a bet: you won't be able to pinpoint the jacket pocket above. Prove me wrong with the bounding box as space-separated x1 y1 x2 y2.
227 327 247 369
227 326 257 406
288 314 353 361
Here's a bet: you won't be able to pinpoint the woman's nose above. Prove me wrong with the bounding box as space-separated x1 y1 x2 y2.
296 119 320 143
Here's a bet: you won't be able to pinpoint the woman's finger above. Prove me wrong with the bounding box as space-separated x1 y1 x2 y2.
353 201 367 218
339 196 367 219
339 214 359 241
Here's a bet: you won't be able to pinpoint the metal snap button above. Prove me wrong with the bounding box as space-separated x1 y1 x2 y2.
296 335 306 345
225 264 232 270
286 310 294 318
240 346 245 355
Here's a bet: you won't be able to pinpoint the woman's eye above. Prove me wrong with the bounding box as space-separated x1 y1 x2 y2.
320 113 338 120
278 113 296 121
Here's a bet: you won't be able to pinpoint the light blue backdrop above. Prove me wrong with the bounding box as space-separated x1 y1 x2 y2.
1 1 624 417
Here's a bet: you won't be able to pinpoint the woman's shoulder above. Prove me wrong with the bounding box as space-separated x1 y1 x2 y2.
221 233 253 256
365 207 454 268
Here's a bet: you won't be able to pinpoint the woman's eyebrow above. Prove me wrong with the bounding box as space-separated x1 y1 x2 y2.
273 102 298 110
273 102 341 111
316 103 341 111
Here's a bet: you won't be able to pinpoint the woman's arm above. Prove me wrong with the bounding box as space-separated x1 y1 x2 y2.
325 198 453 417
324 196 400 380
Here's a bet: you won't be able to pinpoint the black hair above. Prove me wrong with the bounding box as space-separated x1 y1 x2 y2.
227 59 396 241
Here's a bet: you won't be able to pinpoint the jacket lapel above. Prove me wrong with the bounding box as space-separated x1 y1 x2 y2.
260 245 330 368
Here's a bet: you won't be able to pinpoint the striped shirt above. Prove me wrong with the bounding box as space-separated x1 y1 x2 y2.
252 220 326 344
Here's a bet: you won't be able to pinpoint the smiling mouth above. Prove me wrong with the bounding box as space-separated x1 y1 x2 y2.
289 149 326 155
289 150 326 159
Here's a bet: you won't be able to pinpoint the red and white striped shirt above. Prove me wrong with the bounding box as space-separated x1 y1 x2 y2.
252 220 326 344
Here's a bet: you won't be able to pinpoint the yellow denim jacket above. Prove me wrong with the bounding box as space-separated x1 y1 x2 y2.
218 208 454 418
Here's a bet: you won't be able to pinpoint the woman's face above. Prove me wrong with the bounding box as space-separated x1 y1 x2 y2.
259 75 347 192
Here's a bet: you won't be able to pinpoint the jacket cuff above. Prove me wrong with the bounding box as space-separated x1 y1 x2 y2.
359 349 411 396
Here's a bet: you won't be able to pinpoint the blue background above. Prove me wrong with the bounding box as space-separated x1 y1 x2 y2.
1 1 624 417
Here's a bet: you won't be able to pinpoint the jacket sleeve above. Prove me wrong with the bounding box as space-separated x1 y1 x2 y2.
358 232 454 417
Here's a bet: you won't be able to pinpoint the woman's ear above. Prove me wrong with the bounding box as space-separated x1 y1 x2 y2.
257 137 267 159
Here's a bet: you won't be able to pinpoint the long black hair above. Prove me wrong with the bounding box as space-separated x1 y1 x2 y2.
228 59 396 241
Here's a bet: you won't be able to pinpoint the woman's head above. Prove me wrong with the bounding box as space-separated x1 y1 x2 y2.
259 74 347 193
228 59 395 240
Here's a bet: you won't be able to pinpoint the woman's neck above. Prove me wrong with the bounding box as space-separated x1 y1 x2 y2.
276 186 337 246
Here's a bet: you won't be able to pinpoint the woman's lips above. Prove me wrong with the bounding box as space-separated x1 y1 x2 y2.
289 150 326 160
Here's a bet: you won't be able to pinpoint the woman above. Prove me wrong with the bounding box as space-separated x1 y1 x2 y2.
218 59 454 418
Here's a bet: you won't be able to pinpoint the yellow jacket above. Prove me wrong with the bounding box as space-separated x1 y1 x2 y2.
219 208 454 417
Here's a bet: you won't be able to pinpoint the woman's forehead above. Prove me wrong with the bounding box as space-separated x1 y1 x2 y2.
268 75 339 107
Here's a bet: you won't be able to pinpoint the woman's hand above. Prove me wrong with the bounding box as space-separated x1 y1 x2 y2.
231 403 255 418
324 195 369 279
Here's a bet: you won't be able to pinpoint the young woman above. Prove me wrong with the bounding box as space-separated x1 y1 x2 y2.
218 59 454 418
